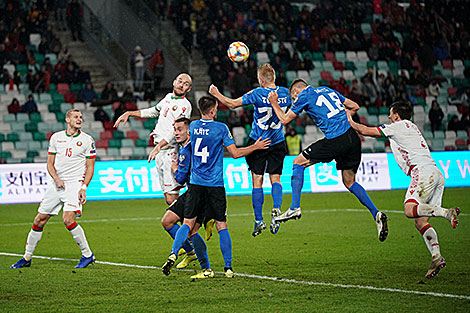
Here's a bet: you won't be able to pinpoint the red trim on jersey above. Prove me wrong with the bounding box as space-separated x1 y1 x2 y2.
407 164 416 176
419 223 432 235
66 222 78 231
48 152 56 155
32 224 43 232
376 127 386 138
86 155 96 159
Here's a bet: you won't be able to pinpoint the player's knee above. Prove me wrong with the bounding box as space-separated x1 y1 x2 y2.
34 214 48 227
403 203 415 218
161 215 173 229
62 216 75 227
342 176 355 189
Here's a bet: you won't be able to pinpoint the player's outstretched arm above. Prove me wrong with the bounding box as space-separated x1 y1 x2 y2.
226 137 271 159
47 154 65 189
208 84 243 109
347 113 382 138
113 110 141 128
148 139 168 162
79 158 96 204
267 91 297 125
343 98 360 116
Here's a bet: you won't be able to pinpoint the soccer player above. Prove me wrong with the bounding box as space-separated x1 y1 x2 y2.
114 73 193 205
151 117 211 275
209 63 291 237
10 109 96 269
267 79 388 242
348 101 460 278
161 96 271 277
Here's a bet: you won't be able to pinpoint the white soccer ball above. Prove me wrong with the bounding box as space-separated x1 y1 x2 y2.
227 41 250 63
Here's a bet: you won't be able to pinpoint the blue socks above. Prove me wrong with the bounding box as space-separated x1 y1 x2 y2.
272 182 282 209
349 182 379 219
171 224 190 255
165 224 193 254
218 229 232 268
190 233 210 269
252 188 264 221
291 164 305 209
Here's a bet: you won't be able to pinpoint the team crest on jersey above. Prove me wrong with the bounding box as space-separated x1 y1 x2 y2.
179 154 185 162
77 141 83 146
173 105 178 111
228 132 233 139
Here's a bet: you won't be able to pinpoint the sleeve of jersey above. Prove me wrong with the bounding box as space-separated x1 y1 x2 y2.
48 134 57 155
242 90 256 105
334 90 346 103
223 124 235 147
85 138 97 159
174 161 190 185
377 124 393 138
140 106 159 118
290 94 307 115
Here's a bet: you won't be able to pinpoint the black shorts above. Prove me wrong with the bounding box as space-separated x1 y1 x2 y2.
167 191 204 224
302 127 362 172
184 184 227 222
245 138 287 175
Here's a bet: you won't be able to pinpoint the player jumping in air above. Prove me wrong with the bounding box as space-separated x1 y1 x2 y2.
114 73 193 206
11 109 96 269
209 63 291 237
267 79 388 242
161 96 270 278
348 101 460 278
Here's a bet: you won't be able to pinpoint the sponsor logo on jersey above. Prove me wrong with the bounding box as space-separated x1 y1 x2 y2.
228 132 233 139
380 125 386 129
77 141 83 146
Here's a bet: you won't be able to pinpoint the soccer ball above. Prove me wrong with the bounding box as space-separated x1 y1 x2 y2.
227 42 250 63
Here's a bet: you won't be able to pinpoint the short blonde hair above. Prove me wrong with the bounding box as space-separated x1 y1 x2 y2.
257 63 275 83
66 109 81 119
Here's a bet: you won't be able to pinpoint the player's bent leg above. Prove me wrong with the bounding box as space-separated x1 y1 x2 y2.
163 217 196 275
404 200 460 228
162 211 194 256
251 173 266 237
187 232 210 271
215 221 233 278
10 214 51 269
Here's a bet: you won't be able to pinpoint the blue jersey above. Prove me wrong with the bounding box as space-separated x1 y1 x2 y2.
174 141 191 185
189 119 235 187
242 86 291 145
291 86 351 139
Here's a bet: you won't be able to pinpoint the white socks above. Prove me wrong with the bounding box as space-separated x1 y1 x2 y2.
24 227 43 261
414 203 448 218
420 224 440 259
68 223 93 258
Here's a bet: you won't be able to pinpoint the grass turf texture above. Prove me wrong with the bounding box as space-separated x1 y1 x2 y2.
0 188 469 312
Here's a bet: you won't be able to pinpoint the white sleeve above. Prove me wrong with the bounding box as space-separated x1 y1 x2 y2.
140 106 159 118
377 123 396 138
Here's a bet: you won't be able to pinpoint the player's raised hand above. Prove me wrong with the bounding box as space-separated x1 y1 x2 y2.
254 137 271 150
114 112 130 128
267 91 278 106
208 84 219 96
148 145 161 162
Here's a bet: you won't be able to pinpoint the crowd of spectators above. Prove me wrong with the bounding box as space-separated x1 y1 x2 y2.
167 0 470 135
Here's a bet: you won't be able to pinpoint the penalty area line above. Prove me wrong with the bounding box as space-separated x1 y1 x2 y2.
1 252 469 300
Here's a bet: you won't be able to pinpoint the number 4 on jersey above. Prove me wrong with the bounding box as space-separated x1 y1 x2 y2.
194 138 209 163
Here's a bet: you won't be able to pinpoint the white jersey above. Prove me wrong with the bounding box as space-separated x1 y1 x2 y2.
48 130 96 182
140 93 192 147
377 120 435 175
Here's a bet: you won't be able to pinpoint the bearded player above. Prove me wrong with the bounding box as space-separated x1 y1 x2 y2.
114 73 193 206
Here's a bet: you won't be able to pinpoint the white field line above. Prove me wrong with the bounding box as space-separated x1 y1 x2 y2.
1 252 469 300
0 209 466 227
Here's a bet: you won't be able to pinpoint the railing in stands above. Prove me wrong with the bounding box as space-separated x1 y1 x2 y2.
122 0 192 73
81 2 131 80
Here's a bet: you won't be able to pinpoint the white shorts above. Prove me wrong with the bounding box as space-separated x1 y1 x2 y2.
155 147 181 194
405 166 445 207
38 181 83 216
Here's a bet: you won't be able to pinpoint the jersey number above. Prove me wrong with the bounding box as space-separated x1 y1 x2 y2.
194 138 209 163
257 106 287 130
316 92 344 118
65 148 72 157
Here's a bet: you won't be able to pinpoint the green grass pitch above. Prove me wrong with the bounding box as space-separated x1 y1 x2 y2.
1 188 469 312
